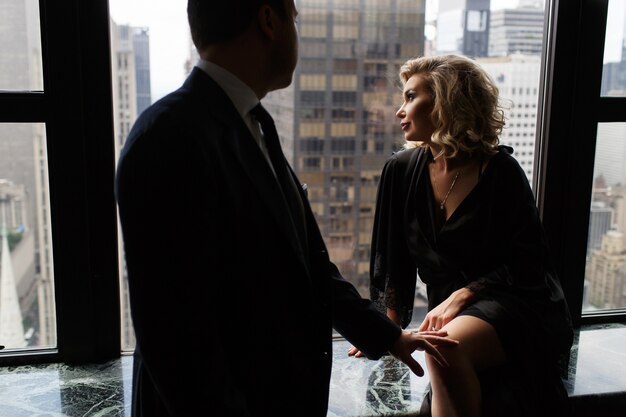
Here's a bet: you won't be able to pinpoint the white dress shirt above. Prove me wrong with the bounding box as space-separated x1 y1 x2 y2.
195 59 272 165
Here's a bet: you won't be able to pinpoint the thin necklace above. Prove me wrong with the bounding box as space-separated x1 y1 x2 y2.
432 148 445 161
432 168 461 210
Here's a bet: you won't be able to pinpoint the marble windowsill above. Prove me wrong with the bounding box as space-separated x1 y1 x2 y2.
1 324 626 417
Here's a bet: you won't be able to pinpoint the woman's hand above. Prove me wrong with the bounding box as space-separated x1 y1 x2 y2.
347 345 364 357
418 287 475 332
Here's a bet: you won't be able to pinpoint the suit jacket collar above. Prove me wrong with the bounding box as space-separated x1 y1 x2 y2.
184 68 311 276
194 60 259 119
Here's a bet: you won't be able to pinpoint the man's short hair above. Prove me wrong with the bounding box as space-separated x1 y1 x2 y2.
188 0 287 51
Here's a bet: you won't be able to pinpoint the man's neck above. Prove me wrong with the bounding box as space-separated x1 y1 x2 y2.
201 43 269 100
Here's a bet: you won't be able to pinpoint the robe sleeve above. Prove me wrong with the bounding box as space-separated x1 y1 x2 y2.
370 148 421 328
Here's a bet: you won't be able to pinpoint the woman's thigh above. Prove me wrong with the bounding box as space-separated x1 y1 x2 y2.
439 315 507 371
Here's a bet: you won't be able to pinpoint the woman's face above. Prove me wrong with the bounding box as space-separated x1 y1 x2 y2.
396 74 436 143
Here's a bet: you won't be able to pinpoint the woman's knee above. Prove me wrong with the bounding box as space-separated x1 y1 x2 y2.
425 342 472 382
432 315 507 373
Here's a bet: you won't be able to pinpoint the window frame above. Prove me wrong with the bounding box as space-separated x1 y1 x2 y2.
2 0 625 367
0 0 119 366
538 0 626 327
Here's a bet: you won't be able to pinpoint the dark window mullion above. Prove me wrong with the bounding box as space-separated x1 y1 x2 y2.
0 93 47 122
596 97 626 122
539 0 608 327
40 0 119 364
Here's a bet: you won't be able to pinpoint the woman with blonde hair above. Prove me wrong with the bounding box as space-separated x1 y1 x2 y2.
356 55 573 416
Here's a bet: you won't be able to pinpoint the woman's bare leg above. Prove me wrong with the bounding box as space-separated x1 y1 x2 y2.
427 315 507 417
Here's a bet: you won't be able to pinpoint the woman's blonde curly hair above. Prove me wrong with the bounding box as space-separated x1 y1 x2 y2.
399 55 505 158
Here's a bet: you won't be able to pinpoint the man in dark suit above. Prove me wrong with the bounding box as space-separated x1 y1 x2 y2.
115 1 457 416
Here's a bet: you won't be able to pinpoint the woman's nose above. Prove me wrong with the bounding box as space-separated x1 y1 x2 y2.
396 106 405 118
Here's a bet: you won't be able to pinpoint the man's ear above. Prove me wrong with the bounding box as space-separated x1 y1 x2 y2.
257 4 279 40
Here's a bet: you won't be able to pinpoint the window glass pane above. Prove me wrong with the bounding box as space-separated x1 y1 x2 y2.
0 0 44 91
268 0 429 330
268 0 547 330
0 123 55 350
109 0 548 341
584 123 626 312
601 0 626 97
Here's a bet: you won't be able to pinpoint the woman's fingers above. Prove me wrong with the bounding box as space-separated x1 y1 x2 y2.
418 318 431 332
348 345 364 357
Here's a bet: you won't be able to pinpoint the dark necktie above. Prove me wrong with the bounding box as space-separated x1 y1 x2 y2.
250 104 308 254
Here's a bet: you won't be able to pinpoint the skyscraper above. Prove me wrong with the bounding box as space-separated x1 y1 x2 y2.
601 58 626 96
110 19 152 350
489 4 544 57
133 28 152 116
478 54 541 183
588 202 614 251
586 230 626 309
593 123 626 187
437 0 490 58
601 4 626 96
265 0 426 294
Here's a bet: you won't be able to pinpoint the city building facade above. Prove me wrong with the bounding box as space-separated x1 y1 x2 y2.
110 20 152 350
478 54 541 183
265 0 426 295
488 5 544 57
586 230 626 309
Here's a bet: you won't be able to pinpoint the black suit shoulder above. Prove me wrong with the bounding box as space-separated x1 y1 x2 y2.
122 68 256 167
122 86 202 155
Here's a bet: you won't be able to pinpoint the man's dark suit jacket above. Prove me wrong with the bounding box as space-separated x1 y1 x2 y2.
116 68 402 417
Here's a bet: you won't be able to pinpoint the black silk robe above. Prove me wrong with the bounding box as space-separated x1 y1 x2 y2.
370 145 573 360
370 145 574 415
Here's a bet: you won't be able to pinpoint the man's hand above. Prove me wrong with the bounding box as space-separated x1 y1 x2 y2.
348 308 401 358
389 329 459 377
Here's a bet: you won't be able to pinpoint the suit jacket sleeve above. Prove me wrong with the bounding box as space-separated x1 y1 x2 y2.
330 260 402 360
